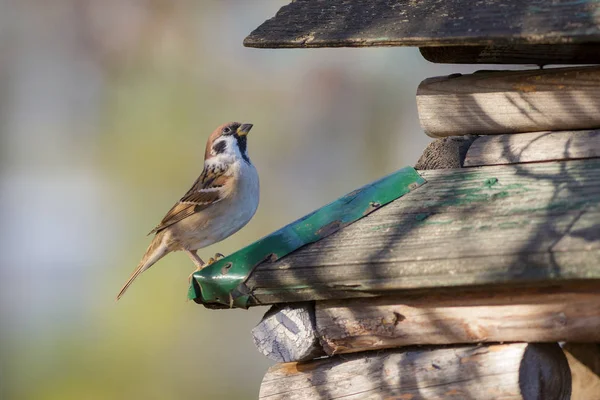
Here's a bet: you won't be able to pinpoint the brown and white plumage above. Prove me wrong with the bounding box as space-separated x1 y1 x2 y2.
116 122 259 300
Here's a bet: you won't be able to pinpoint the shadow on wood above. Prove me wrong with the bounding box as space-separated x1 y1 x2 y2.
259 343 571 400
417 67 600 137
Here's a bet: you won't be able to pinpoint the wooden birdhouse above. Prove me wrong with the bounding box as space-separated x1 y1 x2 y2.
190 1 600 399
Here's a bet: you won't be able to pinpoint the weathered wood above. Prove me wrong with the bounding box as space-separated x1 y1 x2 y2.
564 345 600 400
464 130 600 167
244 159 600 305
415 135 478 170
315 287 600 356
252 303 325 362
259 343 571 400
245 0 600 50
420 44 600 65
416 67 600 137
563 343 600 376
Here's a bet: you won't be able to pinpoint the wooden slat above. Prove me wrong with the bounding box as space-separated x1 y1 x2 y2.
259 343 571 400
420 44 600 65
315 286 600 356
245 0 600 50
464 130 600 167
416 66 600 137
244 159 600 305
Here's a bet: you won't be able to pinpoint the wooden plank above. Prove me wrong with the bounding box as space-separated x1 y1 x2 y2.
464 130 600 167
245 0 600 50
244 159 600 306
416 66 600 137
315 286 600 356
564 345 600 400
420 44 600 65
259 343 571 400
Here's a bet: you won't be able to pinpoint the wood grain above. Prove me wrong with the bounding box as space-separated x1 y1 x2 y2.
252 303 325 363
464 130 600 167
243 159 600 306
420 44 600 65
245 0 600 49
415 135 477 170
315 287 600 356
417 66 600 137
259 343 571 400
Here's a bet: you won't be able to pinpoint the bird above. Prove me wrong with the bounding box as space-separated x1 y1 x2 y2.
116 122 259 300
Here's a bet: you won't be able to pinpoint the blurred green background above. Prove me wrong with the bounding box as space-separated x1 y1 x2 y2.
0 1 479 399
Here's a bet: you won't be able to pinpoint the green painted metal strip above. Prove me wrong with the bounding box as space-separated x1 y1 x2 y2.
188 166 426 308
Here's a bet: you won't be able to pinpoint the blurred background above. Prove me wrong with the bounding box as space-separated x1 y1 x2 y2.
0 1 481 399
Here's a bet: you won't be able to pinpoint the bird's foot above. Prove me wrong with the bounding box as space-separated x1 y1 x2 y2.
206 252 225 265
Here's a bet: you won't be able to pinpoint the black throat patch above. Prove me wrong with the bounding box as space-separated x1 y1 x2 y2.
236 135 250 163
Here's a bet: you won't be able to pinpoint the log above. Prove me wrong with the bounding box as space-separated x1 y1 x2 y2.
420 44 600 65
315 287 600 356
414 135 478 170
416 67 600 137
464 129 600 167
244 159 600 305
245 0 600 49
252 303 325 362
259 343 571 400
564 345 600 400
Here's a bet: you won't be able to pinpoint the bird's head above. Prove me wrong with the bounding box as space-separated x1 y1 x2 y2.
205 122 253 164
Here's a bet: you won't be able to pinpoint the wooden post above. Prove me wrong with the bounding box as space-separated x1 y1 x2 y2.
259 343 571 400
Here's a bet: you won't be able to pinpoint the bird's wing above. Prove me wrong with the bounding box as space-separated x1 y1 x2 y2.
148 163 231 235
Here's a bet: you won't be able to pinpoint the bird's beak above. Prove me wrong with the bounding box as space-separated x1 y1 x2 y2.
237 123 253 136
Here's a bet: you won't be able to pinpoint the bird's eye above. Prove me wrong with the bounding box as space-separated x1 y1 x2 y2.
223 127 232 134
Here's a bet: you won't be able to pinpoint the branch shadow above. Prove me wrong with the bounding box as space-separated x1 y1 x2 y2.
249 3 600 398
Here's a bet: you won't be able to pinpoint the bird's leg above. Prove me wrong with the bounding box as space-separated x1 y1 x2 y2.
187 250 205 283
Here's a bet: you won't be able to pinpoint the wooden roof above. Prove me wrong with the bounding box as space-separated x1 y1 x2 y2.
190 157 600 308
244 0 600 49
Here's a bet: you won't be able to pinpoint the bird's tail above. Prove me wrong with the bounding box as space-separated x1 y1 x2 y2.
116 232 169 301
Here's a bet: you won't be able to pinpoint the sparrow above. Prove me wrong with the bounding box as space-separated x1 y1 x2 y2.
116 122 259 300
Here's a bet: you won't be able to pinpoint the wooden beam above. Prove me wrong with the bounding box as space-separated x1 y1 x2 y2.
244 159 600 306
315 287 600 356
259 343 571 400
245 0 600 50
420 44 600 65
464 130 600 167
252 303 325 362
416 67 600 137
